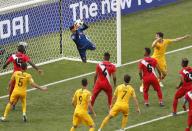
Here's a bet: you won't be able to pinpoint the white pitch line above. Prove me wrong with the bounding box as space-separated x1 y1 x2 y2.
0 44 191 100
166 45 192 55
115 111 187 131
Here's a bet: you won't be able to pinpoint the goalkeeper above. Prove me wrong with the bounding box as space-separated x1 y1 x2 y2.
70 20 96 63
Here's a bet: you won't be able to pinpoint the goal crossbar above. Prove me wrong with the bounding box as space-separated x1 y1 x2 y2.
0 0 50 13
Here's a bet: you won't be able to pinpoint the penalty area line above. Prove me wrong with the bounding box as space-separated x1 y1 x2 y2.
0 44 191 100
116 110 187 131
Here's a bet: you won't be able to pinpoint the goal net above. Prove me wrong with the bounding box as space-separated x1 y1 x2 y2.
0 0 121 74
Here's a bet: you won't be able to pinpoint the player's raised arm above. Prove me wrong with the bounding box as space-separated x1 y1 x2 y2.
79 20 89 31
74 19 88 31
152 38 161 48
81 23 89 31
28 61 43 75
152 32 166 48
170 34 191 42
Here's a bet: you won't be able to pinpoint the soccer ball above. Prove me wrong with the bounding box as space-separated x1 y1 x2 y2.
74 19 83 27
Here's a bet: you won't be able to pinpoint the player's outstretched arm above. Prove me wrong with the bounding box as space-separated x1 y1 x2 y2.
171 34 191 42
133 96 140 114
28 61 43 75
30 82 47 91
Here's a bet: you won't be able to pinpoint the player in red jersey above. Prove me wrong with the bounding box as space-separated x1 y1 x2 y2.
139 48 164 107
91 52 116 109
3 42 43 108
3 43 42 73
172 58 192 115
183 90 192 131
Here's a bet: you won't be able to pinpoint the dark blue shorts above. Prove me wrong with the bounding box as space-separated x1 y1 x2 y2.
78 43 96 62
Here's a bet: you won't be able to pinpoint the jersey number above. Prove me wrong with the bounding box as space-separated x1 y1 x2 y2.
147 64 152 72
18 78 24 87
121 91 127 99
79 96 83 104
186 72 192 82
15 58 23 67
102 68 107 77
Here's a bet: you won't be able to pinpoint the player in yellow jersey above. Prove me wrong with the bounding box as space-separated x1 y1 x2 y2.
0 63 47 122
70 78 96 131
140 32 191 92
98 74 140 131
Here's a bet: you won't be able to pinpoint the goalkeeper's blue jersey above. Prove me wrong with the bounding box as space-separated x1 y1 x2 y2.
71 24 93 50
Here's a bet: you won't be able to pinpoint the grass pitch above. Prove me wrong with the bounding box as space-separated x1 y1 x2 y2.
0 0 192 131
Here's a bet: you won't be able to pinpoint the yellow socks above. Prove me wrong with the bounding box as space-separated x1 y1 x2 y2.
3 103 12 119
100 115 111 129
121 115 128 129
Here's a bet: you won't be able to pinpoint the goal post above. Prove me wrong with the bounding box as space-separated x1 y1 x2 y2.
0 0 122 74
116 0 122 67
